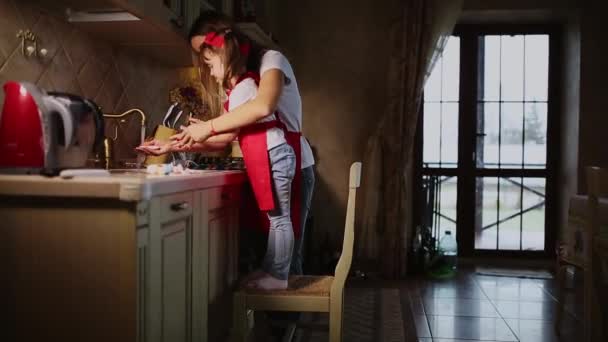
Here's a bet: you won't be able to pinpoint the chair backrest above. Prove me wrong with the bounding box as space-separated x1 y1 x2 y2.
586 167 608 236
585 166 608 342
560 195 588 263
591 237 608 340
331 162 362 294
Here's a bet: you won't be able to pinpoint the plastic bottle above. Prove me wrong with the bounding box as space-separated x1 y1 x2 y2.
439 230 458 273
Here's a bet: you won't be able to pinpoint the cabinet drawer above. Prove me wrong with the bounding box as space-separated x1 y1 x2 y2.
208 186 240 210
160 192 194 223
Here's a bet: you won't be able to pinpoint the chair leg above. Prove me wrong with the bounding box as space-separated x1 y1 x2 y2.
329 293 344 342
555 264 566 335
232 292 250 342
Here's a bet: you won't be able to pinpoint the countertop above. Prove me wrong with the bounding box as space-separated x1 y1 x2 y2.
0 170 246 202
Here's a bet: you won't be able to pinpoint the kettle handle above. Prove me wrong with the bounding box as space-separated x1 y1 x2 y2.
43 96 73 149
84 99 105 150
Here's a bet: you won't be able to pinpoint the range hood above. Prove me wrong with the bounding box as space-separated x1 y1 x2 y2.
62 6 192 66
66 8 141 23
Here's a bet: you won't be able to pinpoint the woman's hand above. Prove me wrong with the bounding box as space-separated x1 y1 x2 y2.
170 120 212 147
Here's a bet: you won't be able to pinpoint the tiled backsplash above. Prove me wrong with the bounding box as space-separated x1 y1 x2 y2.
0 0 187 161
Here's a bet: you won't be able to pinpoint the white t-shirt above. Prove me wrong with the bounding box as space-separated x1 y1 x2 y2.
259 50 315 169
227 78 286 150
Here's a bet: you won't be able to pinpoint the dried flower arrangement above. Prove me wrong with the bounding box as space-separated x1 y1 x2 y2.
169 84 212 121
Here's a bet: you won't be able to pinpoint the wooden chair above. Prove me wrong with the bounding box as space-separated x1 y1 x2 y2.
585 166 608 342
590 236 608 342
554 195 587 333
231 162 362 342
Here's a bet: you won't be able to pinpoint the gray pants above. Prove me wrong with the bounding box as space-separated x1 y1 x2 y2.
290 165 315 275
262 143 296 280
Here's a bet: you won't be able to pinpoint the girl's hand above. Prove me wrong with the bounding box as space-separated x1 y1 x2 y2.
188 117 203 124
170 122 212 147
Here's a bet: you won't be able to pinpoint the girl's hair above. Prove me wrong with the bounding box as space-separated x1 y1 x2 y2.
189 10 270 115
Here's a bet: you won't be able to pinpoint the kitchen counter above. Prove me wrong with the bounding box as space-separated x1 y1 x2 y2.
0 170 246 201
2 169 247 342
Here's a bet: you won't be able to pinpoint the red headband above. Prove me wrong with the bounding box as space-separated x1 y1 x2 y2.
204 31 225 48
203 31 251 56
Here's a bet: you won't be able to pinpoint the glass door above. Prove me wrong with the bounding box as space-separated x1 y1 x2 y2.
418 26 558 257
474 33 551 253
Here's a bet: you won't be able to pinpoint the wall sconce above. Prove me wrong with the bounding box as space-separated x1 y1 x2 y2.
16 29 47 59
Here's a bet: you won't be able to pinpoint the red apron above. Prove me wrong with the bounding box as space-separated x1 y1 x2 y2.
226 72 302 238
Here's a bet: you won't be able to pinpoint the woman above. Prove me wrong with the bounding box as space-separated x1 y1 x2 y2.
140 10 315 278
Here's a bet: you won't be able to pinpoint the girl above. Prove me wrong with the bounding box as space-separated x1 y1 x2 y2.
185 11 316 278
188 28 298 291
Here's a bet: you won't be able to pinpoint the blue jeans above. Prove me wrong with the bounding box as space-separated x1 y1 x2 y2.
262 143 296 280
290 166 315 275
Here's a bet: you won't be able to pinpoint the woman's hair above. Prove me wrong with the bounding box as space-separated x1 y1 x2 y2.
189 10 269 115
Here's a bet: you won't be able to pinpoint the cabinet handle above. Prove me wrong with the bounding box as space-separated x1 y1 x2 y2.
170 201 189 211
138 208 147 216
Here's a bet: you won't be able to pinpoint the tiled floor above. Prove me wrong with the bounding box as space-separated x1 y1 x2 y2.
411 267 581 342
252 266 582 342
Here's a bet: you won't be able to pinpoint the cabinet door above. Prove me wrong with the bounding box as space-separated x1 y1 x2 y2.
160 218 192 342
137 226 150 342
207 204 240 342
146 191 195 342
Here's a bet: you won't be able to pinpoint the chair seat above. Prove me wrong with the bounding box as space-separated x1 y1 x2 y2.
560 255 585 269
569 195 608 227
241 275 334 297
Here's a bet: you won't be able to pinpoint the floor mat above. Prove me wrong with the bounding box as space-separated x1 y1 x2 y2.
296 287 416 342
475 266 553 279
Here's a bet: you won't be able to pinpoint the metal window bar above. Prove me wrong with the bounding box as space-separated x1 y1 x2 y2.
521 38 527 250
439 55 444 168
479 177 545 231
497 36 503 248
422 175 458 245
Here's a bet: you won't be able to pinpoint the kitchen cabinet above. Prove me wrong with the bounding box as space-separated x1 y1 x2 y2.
160 0 277 48
33 0 192 66
231 0 278 49
33 0 277 66
0 171 246 342
142 187 241 342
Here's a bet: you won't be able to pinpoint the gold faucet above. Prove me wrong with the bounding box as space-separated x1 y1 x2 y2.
103 108 147 168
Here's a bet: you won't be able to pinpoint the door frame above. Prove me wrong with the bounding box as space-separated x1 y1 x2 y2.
415 24 562 259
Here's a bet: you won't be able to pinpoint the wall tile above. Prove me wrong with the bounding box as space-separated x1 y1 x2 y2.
0 47 45 85
0 50 6 68
113 48 138 88
63 29 95 72
13 0 42 29
95 64 124 115
93 41 114 77
36 71 55 91
0 0 24 59
76 58 104 99
113 92 133 114
47 48 80 95
49 15 73 46
1 1 184 164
